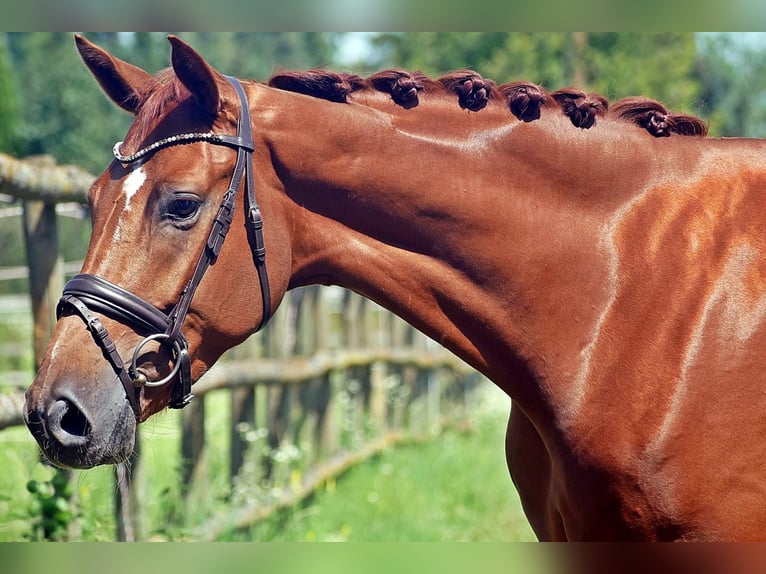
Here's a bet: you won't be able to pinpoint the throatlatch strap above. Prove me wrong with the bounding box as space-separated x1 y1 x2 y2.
226 76 271 329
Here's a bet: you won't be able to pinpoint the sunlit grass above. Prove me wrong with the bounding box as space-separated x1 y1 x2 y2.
224 385 535 542
0 345 534 542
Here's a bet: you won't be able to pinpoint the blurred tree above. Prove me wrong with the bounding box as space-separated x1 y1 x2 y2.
5 32 131 174
176 33 339 80
369 33 702 115
366 32 509 75
0 35 20 156
696 33 766 137
584 33 700 109
3 32 341 174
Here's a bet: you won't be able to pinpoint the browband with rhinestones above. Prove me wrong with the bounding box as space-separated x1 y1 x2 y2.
113 132 229 164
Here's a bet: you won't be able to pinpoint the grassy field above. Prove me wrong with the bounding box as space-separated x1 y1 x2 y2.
0 379 535 542
223 384 534 542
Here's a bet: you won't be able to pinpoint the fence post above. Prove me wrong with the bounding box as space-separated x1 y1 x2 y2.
229 334 258 487
181 397 207 496
230 385 255 486
115 435 142 541
264 297 291 480
21 171 81 540
22 199 62 369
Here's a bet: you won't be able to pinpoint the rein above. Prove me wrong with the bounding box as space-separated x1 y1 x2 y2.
56 76 271 416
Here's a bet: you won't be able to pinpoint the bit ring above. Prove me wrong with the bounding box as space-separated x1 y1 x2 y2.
129 333 183 388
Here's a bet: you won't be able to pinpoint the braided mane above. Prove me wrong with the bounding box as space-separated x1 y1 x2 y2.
268 68 708 138
127 66 708 154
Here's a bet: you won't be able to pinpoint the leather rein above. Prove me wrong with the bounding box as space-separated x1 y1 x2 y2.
56 76 271 417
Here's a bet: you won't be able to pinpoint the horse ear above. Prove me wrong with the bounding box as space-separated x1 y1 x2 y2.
168 35 221 118
74 34 152 115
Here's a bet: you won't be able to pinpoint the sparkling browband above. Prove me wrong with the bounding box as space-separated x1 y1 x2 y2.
113 132 228 164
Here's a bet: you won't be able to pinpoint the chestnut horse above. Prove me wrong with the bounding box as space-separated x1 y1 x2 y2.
23 35 766 541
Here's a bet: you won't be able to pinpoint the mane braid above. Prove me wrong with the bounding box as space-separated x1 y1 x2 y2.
438 70 498 112
368 69 428 109
499 81 551 122
268 70 364 103
610 97 708 137
551 88 608 129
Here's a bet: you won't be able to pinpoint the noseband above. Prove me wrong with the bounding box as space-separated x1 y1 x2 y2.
56 77 271 417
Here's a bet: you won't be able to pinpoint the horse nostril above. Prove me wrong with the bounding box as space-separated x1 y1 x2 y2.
47 398 91 445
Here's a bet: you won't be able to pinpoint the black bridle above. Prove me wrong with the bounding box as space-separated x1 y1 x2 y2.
56 76 271 417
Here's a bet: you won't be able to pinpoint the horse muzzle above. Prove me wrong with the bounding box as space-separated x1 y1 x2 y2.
24 362 137 469
24 271 189 469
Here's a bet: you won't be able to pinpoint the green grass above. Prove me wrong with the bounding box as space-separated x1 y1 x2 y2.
0 383 535 542
0 296 34 374
222 385 536 542
0 426 117 541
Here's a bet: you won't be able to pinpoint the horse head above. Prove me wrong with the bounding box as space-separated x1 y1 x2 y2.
24 35 287 468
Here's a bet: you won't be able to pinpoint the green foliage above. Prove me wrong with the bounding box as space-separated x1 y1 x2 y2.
4 33 131 174
481 33 576 91
696 33 766 137
0 205 91 296
0 36 20 156
579 33 700 107
367 32 509 76
0 313 32 372
1 32 341 176
0 215 28 296
25 468 76 541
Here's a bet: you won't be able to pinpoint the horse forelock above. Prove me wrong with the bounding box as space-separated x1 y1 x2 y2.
121 70 194 155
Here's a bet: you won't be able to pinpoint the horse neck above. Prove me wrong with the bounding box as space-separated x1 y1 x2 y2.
254 84 655 411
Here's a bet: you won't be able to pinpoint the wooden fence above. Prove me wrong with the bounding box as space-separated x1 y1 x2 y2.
0 152 481 541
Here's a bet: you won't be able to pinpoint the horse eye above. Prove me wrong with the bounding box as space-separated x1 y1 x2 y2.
166 196 201 221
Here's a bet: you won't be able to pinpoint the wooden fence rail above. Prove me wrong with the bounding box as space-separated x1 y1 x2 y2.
0 153 481 541
0 152 91 203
